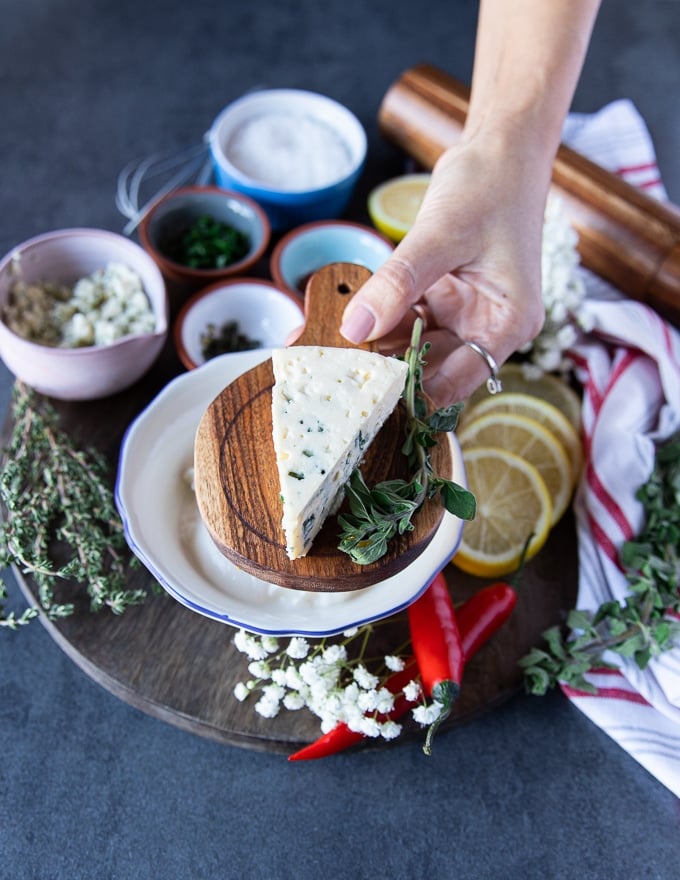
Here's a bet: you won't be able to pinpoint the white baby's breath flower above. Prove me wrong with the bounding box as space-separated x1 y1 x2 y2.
286 637 310 659
263 683 285 701
255 682 285 718
231 625 414 749
299 659 322 686
557 322 578 349
357 689 379 713
322 644 347 664
233 629 268 661
374 687 395 715
342 627 359 637
341 680 360 706
380 720 402 741
233 682 249 702
343 703 365 730
520 194 589 373
233 628 249 652
576 305 596 333
283 691 305 711
384 655 405 672
248 660 271 679
357 716 382 738
413 702 444 726
307 681 340 720
320 715 340 734
255 696 280 719
285 665 305 690
353 664 379 690
403 680 422 703
318 691 343 720
534 345 563 373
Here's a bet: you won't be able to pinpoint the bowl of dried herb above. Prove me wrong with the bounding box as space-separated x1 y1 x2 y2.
138 185 271 291
173 277 304 370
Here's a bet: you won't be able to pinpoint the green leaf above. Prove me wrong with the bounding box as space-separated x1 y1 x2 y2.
428 403 463 433
522 665 553 696
566 609 595 635
542 626 567 661
435 479 477 520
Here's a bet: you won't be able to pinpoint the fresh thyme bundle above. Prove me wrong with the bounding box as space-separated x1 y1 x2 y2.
0 383 153 629
338 320 477 565
520 430 680 693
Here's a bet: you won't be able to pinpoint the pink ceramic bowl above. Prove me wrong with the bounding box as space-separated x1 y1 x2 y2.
0 228 168 400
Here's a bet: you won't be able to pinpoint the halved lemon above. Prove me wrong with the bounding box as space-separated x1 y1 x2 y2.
462 392 583 485
465 362 582 432
367 174 431 242
458 411 573 525
452 447 553 578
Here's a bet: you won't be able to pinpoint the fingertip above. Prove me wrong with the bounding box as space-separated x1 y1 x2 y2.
284 324 304 346
339 303 377 345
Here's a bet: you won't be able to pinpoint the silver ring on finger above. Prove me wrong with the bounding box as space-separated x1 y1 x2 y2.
463 340 503 394
410 303 431 331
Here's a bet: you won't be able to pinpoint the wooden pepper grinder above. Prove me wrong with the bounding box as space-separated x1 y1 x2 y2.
378 63 680 327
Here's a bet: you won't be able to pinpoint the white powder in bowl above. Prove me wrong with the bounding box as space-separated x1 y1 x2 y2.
225 112 353 190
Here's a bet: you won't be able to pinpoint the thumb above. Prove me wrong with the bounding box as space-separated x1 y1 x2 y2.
339 257 414 344
340 231 451 344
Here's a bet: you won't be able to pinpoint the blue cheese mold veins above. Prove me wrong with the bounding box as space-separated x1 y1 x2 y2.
271 346 409 560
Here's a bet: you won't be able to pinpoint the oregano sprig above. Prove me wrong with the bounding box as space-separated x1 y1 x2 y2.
520 429 680 694
0 383 157 627
337 319 476 565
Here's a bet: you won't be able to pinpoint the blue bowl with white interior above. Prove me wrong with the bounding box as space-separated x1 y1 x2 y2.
208 89 367 230
270 220 394 298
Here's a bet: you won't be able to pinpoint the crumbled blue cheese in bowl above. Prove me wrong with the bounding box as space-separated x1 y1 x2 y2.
2 261 157 348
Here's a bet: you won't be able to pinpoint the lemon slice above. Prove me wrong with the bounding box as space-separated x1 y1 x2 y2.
453 447 553 578
465 362 582 432
458 412 573 525
462 392 583 484
367 174 431 242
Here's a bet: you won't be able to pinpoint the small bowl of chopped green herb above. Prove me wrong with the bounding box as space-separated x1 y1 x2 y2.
173 277 304 370
138 185 271 290
0 227 168 400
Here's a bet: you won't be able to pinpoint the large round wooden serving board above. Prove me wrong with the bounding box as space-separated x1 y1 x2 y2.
193 262 450 591
2 336 578 755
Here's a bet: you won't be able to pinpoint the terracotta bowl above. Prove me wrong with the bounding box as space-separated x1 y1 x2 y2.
138 185 271 289
173 278 304 370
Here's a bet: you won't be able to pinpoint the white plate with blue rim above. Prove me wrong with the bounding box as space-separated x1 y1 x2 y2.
115 349 466 636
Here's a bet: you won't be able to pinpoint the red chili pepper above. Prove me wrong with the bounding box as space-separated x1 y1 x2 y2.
457 534 532 660
457 582 518 661
288 575 521 761
407 570 464 755
288 659 420 762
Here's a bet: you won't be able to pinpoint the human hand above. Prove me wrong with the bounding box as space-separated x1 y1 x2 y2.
339 135 548 407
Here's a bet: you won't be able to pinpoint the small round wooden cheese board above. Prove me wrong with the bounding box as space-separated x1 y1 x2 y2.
193 262 453 592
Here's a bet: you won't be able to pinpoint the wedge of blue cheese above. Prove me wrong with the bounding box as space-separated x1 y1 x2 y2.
271 345 409 560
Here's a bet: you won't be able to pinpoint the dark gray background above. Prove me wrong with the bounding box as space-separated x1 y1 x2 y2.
1 1 679 878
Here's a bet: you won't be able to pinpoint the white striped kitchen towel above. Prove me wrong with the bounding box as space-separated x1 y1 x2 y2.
556 103 680 797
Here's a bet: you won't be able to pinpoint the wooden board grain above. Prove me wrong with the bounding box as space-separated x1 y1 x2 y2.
194 262 449 590
3 339 578 755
